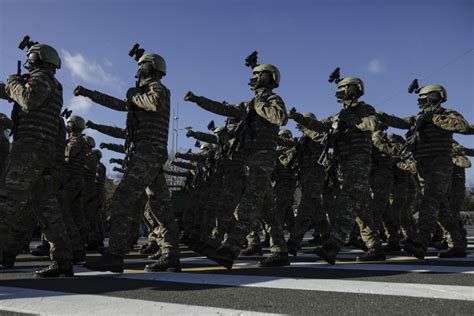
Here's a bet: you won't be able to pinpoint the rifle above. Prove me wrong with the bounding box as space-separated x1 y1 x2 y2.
10 61 24 139
317 116 339 168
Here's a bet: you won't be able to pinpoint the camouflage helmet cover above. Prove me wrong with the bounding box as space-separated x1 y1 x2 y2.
302 112 316 120
337 76 364 95
67 115 86 130
253 64 280 87
92 149 102 159
84 135 96 148
138 52 166 76
278 128 292 138
28 44 61 69
418 84 447 102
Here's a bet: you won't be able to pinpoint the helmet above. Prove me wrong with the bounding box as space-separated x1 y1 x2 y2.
200 143 212 151
337 76 364 97
67 115 86 130
138 52 166 76
253 64 280 87
92 149 102 159
418 84 447 103
27 44 61 69
302 112 316 120
84 135 96 148
387 133 405 143
278 129 292 138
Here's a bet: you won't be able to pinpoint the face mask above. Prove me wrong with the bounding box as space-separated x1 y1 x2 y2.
24 52 40 71
249 71 273 89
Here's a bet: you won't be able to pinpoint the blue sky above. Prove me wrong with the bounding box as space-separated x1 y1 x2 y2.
1 0 473 183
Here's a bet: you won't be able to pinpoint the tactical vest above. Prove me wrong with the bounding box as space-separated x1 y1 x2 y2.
55 118 66 171
413 114 453 160
15 70 62 144
335 103 374 158
273 148 296 183
133 82 170 151
65 135 86 177
84 152 98 185
372 146 394 170
243 98 279 151
297 135 325 171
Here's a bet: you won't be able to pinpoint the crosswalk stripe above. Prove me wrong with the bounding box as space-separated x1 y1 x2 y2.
0 286 280 316
113 272 474 301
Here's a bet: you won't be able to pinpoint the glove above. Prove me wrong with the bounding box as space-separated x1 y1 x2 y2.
6 74 22 84
99 143 106 149
73 85 91 97
186 130 194 137
287 107 297 118
86 120 95 128
184 91 197 102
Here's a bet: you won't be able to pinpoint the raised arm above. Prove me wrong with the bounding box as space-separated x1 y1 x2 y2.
186 130 218 144
100 142 126 153
184 91 242 118
74 85 128 112
6 71 55 111
87 120 126 139
377 112 414 130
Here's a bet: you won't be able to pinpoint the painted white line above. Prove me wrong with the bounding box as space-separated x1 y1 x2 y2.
117 272 474 301
0 286 281 316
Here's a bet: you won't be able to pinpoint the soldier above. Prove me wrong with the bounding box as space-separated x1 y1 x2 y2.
90 149 107 250
0 42 74 277
379 84 469 258
79 51 180 272
286 112 330 256
291 76 384 264
184 62 289 268
64 115 89 248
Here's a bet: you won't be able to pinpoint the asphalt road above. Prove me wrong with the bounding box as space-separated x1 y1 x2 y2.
1 228 473 315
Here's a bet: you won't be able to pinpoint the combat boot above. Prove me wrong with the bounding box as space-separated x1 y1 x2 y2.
139 241 159 255
1 251 16 268
239 245 263 256
314 244 338 265
438 247 467 258
145 255 181 272
345 238 368 252
383 241 401 252
431 240 448 250
308 235 322 245
403 240 425 260
204 245 235 270
356 248 386 262
258 252 290 267
287 240 299 256
31 245 50 257
262 234 271 247
148 249 162 260
84 253 124 273
35 261 74 278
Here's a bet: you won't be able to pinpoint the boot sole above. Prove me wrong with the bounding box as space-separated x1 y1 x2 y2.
84 264 124 273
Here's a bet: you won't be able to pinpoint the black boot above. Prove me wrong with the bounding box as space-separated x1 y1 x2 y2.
240 245 263 256
356 248 386 262
204 245 235 270
262 234 271 247
148 249 162 260
84 253 124 273
1 251 16 268
139 241 159 255
31 245 50 257
258 252 290 267
383 241 401 252
345 238 368 251
403 241 425 260
145 255 181 272
287 240 299 256
438 247 467 258
35 261 74 278
314 244 338 265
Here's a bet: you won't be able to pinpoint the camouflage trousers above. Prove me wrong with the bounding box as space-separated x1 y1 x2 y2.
369 166 394 235
445 166 467 244
384 169 417 244
223 149 288 256
108 141 179 258
211 161 246 245
0 140 72 262
274 177 296 231
62 178 87 246
416 156 465 249
290 165 329 247
326 153 381 251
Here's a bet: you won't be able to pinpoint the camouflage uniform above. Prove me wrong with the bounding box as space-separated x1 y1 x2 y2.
286 116 330 251
82 78 179 261
380 105 469 251
0 114 12 175
190 87 288 258
303 101 381 253
0 67 72 265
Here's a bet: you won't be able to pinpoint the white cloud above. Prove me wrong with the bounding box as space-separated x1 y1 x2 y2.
61 49 122 88
368 59 385 74
67 96 93 114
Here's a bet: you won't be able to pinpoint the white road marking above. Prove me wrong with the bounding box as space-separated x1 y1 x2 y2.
0 286 281 316
116 272 474 301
